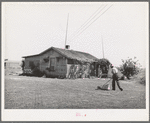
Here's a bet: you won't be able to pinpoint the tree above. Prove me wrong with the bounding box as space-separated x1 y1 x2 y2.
97 58 111 66
97 58 111 73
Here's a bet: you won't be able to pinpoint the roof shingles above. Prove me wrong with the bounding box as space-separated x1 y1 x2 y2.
53 47 98 62
23 47 98 62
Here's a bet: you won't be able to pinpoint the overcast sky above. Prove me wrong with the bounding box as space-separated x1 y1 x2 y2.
2 2 148 67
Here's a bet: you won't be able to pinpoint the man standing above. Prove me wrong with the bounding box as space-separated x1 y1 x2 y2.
110 64 123 91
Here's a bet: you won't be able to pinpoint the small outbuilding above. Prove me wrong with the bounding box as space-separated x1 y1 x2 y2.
22 47 99 78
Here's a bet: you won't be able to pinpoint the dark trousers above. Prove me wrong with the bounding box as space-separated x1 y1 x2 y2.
112 74 122 90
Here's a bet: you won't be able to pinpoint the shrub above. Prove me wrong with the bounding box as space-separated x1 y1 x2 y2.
28 61 44 77
139 77 145 85
32 67 44 77
97 58 111 74
97 58 111 66
119 57 140 79
21 60 25 69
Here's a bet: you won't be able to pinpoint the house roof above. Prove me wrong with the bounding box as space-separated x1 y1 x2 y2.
22 47 99 63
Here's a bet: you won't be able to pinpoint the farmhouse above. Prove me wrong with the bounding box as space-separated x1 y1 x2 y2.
22 46 99 78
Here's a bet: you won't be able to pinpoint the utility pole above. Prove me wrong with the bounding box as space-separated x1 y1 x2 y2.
101 35 105 58
65 13 69 49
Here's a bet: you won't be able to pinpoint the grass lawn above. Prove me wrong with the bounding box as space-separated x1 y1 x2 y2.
5 73 146 109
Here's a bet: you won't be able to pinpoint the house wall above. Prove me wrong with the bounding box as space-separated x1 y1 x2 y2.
40 49 67 77
24 49 96 78
40 49 61 70
24 49 67 77
24 56 40 69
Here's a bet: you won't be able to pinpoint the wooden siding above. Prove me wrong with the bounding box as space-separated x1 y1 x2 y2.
24 56 40 69
24 49 67 77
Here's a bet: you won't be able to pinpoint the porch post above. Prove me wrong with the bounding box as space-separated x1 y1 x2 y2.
65 58 68 78
95 62 96 77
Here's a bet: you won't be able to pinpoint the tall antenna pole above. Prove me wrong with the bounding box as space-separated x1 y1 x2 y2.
101 35 105 58
65 13 69 49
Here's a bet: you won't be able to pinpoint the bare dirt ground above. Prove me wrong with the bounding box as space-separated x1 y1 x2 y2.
4 70 146 109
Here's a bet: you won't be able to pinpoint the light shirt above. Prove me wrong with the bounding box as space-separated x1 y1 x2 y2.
112 67 118 74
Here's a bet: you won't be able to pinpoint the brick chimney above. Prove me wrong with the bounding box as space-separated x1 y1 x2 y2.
65 45 70 50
